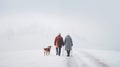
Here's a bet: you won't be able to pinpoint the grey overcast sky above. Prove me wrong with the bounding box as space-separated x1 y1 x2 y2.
0 0 120 51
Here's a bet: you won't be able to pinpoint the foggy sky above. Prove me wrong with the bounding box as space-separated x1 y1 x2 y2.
0 0 120 51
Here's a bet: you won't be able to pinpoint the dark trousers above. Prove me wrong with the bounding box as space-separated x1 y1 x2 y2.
56 48 61 56
67 50 71 56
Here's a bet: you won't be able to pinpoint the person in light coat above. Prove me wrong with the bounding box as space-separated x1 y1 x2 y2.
64 35 73 57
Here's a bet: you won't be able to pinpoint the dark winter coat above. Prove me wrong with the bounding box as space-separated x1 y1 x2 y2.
54 35 64 48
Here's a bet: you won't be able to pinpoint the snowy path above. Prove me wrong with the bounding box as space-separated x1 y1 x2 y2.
0 49 119 67
72 50 109 67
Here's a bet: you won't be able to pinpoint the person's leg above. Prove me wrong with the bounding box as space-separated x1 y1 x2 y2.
58 48 61 56
67 50 69 56
56 48 58 55
68 50 70 56
67 50 70 56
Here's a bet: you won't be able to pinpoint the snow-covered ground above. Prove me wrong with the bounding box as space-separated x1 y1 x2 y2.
1 0 120 67
0 48 120 67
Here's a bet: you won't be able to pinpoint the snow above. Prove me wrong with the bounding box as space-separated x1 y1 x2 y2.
0 0 120 67
83 49 120 67
0 48 120 67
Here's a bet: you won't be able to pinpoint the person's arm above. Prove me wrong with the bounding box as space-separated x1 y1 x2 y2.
54 37 57 46
70 38 73 46
64 38 66 46
61 38 64 46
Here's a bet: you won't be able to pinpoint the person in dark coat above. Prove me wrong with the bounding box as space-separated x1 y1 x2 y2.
64 35 73 57
54 33 64 56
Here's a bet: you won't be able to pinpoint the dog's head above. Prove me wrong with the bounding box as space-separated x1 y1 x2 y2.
48 46 51 49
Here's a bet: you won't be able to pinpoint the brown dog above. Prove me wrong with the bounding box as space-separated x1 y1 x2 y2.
44 46 51 56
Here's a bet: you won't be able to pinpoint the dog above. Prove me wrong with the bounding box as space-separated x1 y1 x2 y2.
44 46 51 56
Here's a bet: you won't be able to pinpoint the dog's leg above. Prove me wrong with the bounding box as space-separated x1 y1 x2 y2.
47 52 49 56
45 51 47 56
49 51 50 55
44 51 47 56
48 52 49 55
45 52 46 56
